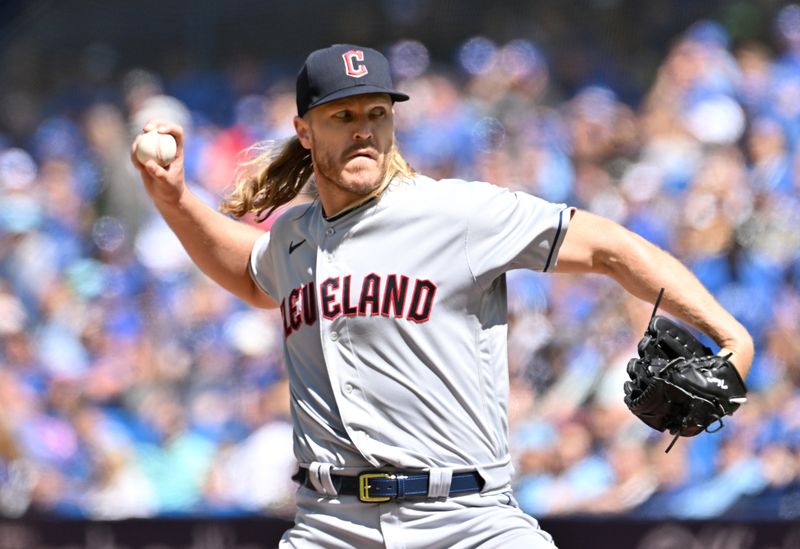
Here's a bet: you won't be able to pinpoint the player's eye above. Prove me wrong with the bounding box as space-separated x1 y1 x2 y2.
333 111 352 121
369 107 386 119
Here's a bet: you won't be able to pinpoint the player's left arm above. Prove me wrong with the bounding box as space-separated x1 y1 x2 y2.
554 209 754 378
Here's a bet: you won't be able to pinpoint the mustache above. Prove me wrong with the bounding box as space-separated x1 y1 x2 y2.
343 143 378 159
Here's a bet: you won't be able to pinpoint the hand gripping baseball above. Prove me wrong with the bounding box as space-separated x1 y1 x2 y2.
130 120 186 206
623 289 748 452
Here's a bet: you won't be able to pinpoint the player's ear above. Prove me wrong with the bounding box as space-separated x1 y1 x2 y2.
294 116 312 150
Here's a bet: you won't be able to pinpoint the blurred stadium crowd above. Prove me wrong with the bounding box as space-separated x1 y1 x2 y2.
1 5 800 522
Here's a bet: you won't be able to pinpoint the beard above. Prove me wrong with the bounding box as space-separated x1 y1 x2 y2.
311 141 388 196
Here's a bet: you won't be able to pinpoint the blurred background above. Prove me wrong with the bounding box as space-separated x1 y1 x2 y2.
1 0 800 547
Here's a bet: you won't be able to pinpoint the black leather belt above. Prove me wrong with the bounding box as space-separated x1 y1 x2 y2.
294 468 485 503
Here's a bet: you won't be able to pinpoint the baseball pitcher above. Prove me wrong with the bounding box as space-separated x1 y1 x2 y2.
131 44 754 548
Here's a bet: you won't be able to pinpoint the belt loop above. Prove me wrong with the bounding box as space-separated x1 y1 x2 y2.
427 467 453 499
308 462 338 497
395 474 407 499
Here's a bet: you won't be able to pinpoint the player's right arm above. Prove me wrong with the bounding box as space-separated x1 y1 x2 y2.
131 120 277 309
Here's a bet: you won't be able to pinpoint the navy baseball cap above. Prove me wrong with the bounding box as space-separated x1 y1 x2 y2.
296 44 410 116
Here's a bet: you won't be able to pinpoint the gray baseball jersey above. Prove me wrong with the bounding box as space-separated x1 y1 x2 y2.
249 174 571 493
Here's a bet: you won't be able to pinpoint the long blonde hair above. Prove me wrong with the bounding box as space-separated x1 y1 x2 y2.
220 136 415 220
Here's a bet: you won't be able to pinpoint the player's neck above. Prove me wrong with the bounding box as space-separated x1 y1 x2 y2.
317 177 390 218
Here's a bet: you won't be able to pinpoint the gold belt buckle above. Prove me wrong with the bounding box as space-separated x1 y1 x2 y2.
358 472 394 503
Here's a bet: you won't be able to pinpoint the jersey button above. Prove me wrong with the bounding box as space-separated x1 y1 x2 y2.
326 227 335 236
330 331 338 341
343 383 353 394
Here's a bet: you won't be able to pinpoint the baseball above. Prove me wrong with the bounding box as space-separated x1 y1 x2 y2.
135 130 177 167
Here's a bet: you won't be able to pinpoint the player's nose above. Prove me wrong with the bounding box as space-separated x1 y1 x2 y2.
353 120 374 141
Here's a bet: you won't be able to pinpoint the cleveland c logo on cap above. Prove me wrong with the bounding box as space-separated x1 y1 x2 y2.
342 50 368 78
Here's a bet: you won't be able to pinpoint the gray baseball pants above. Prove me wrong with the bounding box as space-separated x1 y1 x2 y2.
280 486 557 549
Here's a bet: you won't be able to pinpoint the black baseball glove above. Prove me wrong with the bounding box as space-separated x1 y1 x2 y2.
623 291 748 452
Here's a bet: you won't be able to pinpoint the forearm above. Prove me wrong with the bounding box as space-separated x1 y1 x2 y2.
556 210 753 377
131 121 275 309
602 230 754 377
155 190 276 308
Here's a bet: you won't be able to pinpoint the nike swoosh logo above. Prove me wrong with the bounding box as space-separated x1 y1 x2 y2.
289 239 306 254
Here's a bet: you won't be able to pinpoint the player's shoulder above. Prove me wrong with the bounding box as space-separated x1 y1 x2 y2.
391 173 504 198
389 174 514 211
267 201 317 237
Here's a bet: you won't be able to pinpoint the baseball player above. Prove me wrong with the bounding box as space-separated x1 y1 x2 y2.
131 44 754 548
